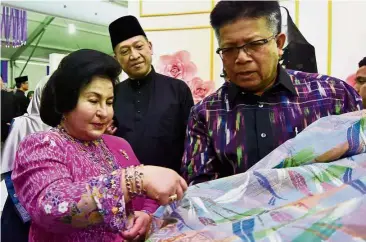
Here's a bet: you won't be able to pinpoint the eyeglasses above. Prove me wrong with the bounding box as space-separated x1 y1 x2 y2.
216 35 277 60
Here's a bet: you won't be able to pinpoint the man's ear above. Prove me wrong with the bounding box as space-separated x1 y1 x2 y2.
148 41 153 55
276 32 286 56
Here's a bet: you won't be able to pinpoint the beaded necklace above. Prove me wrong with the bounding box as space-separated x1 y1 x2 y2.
56 126 119 174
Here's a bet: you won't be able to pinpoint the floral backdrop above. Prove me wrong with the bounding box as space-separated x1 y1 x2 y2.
156 50 215 104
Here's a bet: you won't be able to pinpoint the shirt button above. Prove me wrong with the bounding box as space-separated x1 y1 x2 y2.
241 92 245 95
137 110 141 113
138 91 141 94
258 104 264 108
137 100 140 103
261 133 266 138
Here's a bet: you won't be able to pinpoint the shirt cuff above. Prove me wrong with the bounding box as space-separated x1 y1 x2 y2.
88 169 132 232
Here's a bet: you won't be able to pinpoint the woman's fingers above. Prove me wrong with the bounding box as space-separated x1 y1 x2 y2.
175 184 184 201
180 177 188 192
142 166 188 205
159 194 172 206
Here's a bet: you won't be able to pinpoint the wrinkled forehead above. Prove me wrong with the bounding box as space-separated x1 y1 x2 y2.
219 17 273 45
356 66 366 77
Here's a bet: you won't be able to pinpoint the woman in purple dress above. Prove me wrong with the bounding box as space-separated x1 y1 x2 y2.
12 49 187 242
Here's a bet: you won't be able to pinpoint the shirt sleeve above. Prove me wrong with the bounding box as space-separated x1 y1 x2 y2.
341 80 363 112
141 198 159 214
12 132 130 234
108 136 160 215
181 83 194 135
21 96 30 114
181 107 219 185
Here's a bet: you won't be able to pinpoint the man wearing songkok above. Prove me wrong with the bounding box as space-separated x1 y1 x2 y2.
14 75 30 116
108 16 194 174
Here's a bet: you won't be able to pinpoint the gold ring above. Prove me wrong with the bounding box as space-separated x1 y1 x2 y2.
169 194 178 202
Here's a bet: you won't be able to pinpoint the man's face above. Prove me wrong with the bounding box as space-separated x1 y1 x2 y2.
114 35 153 79
21 81 29 91
354 66 366 106
218 17 286 95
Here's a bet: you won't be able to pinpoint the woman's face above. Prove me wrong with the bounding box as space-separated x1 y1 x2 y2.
63 76 114 141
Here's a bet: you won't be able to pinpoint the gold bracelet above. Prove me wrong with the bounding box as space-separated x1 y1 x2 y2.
134 165 145 196
125 166 136 198
124 165 146 198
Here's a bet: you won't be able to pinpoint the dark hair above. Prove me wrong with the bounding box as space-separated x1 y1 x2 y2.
15 82 21 88
27 91 34 99
210 1 281 39
40 49 122 127
359 57 366 68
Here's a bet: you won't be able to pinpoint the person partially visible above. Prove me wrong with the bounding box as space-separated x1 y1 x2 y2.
354 57 366 107
108 16 194 174
27 90 34 101
1 77 16 143
12 49 187 242
13 76 30 116
182 1 362 185
1 76 51 242
2 77 50 173
0 77 9 91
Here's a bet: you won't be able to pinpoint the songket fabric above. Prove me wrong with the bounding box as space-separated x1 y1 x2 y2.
147 110 366 242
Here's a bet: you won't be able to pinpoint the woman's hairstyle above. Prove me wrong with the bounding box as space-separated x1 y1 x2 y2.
40 49 122 127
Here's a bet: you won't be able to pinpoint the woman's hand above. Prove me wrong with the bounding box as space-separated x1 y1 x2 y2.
121 211 151 241
142 166 188 205
104 120 117 135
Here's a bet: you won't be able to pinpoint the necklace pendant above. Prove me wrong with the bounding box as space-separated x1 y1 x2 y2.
120 150 129 160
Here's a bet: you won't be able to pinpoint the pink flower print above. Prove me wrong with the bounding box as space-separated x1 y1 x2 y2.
44 204 52 214
58 201 69 213
187 77 215 104
156 50 197 82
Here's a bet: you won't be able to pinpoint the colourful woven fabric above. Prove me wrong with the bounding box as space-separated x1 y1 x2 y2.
148 110 366 241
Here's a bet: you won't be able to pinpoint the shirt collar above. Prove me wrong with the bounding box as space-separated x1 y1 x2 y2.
227 65 297 103
129 66 156 88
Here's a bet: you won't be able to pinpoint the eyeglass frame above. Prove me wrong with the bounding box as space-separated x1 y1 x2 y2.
216 35 278 60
